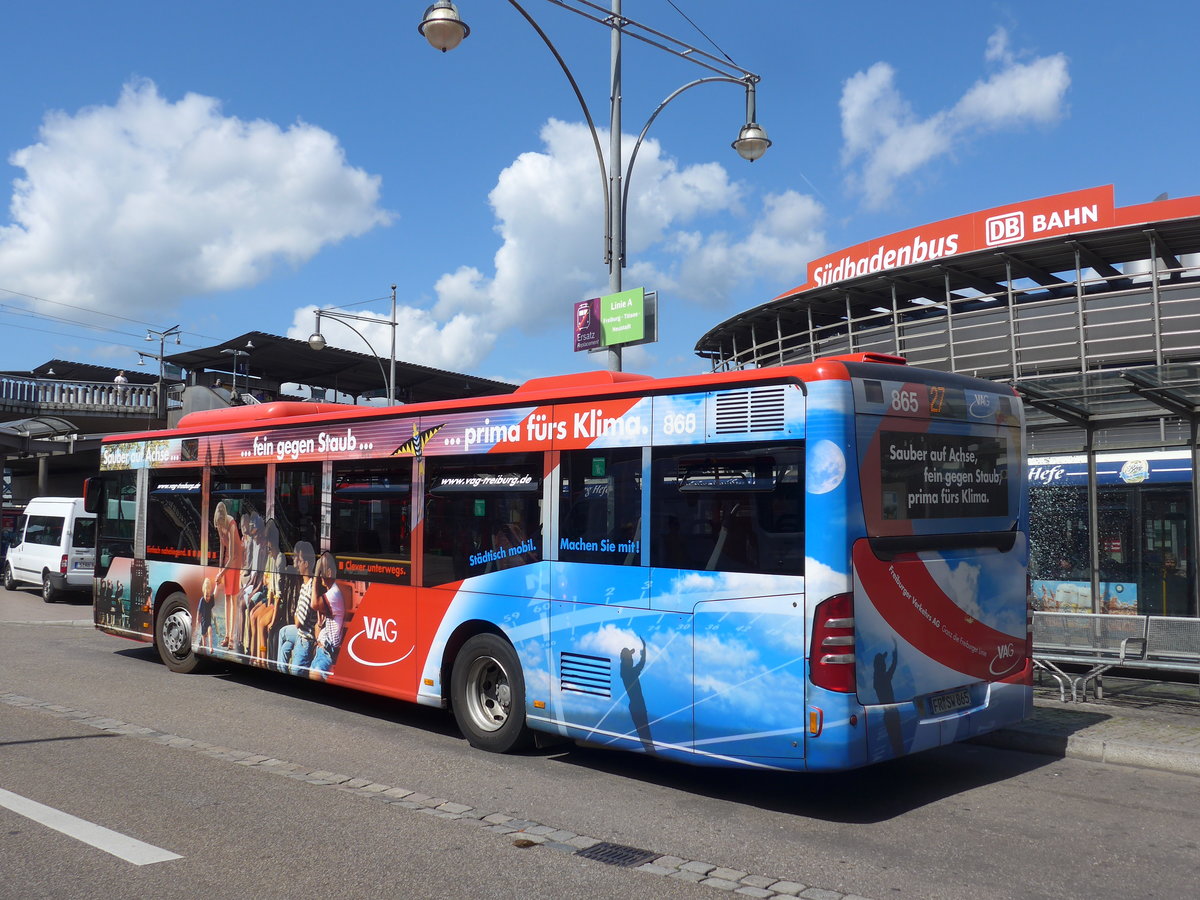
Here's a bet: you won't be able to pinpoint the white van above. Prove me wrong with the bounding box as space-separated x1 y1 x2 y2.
2 497 96 602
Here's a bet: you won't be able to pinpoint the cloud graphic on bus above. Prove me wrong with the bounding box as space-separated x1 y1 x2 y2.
808 439 847 494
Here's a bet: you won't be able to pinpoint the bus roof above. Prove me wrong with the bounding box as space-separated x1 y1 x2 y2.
101 354 1011 445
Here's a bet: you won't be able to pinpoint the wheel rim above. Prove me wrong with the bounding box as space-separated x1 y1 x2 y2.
42 577 52 600
463 655 512 734
161 607 192 661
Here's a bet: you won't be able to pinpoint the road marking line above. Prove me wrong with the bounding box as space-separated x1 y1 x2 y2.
0 788 182 865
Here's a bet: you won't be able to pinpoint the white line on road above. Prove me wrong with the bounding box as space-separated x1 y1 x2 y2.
0 787 182 865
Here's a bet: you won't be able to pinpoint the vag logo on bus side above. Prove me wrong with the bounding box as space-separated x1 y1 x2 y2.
346 616 415 668
989 642 1021 676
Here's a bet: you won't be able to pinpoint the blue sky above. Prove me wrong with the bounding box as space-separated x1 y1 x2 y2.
2 1 1198 390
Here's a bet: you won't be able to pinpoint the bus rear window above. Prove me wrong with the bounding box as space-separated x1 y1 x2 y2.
876 430 1012 523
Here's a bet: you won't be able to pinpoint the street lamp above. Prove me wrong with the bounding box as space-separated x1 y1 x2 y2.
144 324 182 416
307 284 399 402
420 0 770 372
220 346 250 402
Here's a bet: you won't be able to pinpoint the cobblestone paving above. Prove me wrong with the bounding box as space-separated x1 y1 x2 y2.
1 692 871 900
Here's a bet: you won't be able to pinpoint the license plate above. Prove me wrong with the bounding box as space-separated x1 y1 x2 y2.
928 686 972 716
74 559 94 570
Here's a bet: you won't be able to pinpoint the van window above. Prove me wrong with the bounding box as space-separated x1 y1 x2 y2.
25 515 65 547
72 519 96 550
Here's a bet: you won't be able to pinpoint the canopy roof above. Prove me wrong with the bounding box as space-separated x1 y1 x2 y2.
164 331 515 403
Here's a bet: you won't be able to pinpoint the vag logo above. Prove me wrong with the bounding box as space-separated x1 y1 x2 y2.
346 615 415 668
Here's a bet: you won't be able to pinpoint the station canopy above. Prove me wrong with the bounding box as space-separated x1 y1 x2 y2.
164 331 515 403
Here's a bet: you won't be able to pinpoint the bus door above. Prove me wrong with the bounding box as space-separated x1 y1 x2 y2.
849 370 1027 753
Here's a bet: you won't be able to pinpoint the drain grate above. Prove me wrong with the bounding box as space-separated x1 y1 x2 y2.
574 841 659 868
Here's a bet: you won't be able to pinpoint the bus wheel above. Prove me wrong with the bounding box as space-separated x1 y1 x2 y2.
4 563 18 592
156 593 202 674
41 573 59 603
451 634 533 753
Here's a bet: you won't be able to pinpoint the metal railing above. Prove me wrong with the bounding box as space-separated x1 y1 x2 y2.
0 376 161 414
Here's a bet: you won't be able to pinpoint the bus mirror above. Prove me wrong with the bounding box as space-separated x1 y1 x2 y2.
83 477 105 515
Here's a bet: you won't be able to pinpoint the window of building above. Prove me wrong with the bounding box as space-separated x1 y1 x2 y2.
558 448 642 565
650 443 804 575
423 452 543 587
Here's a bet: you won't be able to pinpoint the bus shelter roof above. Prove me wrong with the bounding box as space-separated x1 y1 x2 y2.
164 331 516 403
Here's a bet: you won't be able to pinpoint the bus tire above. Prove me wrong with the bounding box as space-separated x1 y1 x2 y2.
4 562 18 592
156 592 203 674
42 572 59 603
451 633 534 753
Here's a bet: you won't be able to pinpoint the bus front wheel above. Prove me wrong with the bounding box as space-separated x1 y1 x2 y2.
4 563 18 592
451 634 534 753
156 593 202 674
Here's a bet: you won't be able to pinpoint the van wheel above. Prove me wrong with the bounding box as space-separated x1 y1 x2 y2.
3 563 15 592
156 593 202 674
41 573 59 603
451 634 534 753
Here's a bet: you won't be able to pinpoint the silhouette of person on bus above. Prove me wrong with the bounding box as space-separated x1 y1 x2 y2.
620 636 653 753
874 639 905 758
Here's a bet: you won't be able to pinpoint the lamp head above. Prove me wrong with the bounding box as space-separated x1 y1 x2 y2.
732 122 771 162
308 332 327 351
419 0 469 52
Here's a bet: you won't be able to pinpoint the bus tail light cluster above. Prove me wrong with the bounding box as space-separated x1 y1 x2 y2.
59 554 68 576
810 593 856 693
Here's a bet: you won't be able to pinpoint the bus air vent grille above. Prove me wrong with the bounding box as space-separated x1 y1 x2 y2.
714 386 787 434
559 652 612 697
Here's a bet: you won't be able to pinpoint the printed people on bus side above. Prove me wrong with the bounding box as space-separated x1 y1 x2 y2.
196 577 216 652
277 541 319 675
212 501 243 649
309 551 346 681
236 512 266 653
248 519 284 665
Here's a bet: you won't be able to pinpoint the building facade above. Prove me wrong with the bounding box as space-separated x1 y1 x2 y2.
696 185 1200 617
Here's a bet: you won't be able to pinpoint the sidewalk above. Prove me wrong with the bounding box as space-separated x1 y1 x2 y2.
974 676 1200 777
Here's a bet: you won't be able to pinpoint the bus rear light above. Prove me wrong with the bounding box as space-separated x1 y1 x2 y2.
810 593 856 693
808 707 824 736
59 554 68 576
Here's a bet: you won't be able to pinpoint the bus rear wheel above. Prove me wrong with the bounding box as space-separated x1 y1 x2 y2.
451 634 533 753
156 592 202 674
42 573 59 603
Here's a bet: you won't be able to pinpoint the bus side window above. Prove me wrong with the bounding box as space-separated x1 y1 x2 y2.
650 444 804 576
423 452 543 587
558 448 642 566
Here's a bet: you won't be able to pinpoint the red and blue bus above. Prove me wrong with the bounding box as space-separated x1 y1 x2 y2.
88 353 1030 771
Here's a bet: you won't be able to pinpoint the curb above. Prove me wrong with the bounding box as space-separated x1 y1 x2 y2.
973 728 1200 778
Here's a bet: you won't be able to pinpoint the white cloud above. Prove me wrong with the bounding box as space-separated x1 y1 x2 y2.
286 303 493 374
315 117 823 372
0 79 391 315
840 28 1070 208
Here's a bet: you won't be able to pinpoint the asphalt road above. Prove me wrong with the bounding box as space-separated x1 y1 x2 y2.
2 585 1198 900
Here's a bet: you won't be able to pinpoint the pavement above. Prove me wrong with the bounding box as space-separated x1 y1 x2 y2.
975 674 1200 777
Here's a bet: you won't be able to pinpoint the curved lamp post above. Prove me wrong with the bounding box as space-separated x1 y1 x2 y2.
307 285 399 401
143 324 182 416
419 0 770 372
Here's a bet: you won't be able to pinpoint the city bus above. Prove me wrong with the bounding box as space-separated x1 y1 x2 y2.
86 353 1031 771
